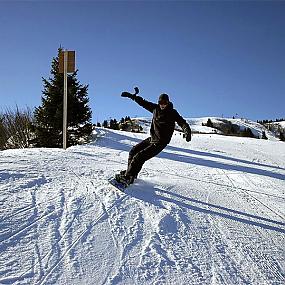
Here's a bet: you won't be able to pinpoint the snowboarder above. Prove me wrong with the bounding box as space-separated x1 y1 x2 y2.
116 88 192 186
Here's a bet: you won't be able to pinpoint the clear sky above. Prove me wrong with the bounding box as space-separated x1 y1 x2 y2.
0 0 284 123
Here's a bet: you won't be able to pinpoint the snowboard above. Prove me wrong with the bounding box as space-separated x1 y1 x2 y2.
108 177 128 192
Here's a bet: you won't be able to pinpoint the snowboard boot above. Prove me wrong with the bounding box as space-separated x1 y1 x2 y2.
120 170 138 179
115 173 135 186
120 170 127 176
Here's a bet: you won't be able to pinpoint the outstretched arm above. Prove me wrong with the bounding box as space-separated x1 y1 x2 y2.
121 87 156 113
174 111 192 142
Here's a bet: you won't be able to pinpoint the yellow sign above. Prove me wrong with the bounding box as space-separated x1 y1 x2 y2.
59 51 75 73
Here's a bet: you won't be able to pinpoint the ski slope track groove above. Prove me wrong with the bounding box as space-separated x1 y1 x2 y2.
0 128 284 285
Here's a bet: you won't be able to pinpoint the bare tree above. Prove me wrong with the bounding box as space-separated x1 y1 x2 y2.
0 106 34 150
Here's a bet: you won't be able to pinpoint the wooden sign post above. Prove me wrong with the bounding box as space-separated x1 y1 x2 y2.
59 50 75 149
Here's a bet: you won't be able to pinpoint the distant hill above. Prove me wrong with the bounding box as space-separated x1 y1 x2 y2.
263 121 285 139
132 117 283 141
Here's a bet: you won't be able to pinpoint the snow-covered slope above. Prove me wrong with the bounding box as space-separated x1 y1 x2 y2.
133 117 279 140
1 129 285 285
279 121 285 128
266 121 285 137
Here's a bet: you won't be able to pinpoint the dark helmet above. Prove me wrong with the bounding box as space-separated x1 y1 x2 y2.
158 93 170 104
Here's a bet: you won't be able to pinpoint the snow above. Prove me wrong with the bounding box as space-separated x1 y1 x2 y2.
135 116 279 140
1 128 285 285
270 121 285 131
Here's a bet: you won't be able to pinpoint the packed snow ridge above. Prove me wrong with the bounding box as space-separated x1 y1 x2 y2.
1 128 285 285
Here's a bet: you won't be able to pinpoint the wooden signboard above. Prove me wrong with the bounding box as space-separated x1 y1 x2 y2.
59 51 75 73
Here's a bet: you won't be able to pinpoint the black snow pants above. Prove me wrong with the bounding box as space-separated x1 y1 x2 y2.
125 137 167 178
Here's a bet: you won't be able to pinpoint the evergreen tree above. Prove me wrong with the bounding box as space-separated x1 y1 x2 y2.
206 118 214 128
241 127 255 138
96 122 101 127
261 131 268 140
109 118 119 130
33 48 92 147
102 120 108 128
113 119 119 130
280 131 285 142
125 116 131 122
109 119 114 129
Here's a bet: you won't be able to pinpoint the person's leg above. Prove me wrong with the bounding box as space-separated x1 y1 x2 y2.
126 142 166 179
127 137 151 169
118 138 152 183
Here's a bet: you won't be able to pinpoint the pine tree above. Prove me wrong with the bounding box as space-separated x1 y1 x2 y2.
261 131 268 140
109 118 119 130
125 116 131 122
109 119 114 129
102 120 108 128
241 127 255 138
206 118 214 128
33 48 92 147
113 119 119 130
280 131 285 142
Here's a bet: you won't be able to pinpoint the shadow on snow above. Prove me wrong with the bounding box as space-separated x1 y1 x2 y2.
94 130 285 182
127 180 285 234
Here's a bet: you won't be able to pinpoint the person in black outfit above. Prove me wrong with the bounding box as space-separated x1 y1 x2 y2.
116 90 192 186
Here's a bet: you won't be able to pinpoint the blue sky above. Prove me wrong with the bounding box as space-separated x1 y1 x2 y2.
0 1 284 123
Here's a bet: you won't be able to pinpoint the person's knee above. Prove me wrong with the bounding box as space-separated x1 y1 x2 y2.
129 146 137 157
133 152 144 164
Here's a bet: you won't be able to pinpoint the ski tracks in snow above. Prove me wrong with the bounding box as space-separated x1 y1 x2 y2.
1 152 111 284
104 179 213 285
1 130 285 285
132 155 285 284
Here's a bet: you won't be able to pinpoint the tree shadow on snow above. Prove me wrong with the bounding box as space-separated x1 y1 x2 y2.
95 130 285 182
127 180 285 234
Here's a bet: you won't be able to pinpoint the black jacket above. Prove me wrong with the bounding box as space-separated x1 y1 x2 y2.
132 95 191 144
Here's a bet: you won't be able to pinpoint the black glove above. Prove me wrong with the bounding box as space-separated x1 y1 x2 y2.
121 92 135 100
121 87 139 99
121 91 133 98
183 126 191 142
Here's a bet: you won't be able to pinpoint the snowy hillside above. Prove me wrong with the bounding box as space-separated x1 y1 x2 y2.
133 117 279 140
266 121 285 138
1 129 285 285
